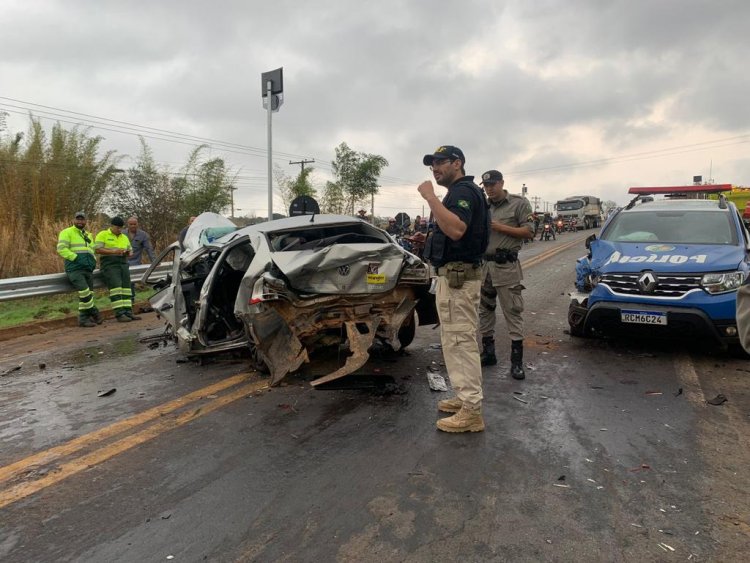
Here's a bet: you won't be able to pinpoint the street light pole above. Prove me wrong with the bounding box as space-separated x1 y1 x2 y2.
266 79 273 221
261 67 283 222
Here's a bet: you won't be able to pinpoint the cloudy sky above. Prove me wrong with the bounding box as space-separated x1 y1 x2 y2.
2 0 749 218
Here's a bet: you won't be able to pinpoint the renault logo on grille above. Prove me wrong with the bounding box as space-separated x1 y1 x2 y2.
637 271 658 293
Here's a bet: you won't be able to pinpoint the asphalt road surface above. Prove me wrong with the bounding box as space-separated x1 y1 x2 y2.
1 230 749 562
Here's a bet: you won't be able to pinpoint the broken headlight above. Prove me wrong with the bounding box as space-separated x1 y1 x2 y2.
700 271 745 294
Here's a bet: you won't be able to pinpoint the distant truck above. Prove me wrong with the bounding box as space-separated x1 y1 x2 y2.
554 195 603 230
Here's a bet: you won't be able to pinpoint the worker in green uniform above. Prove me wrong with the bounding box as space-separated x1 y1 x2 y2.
57 211 103 328
95 216 140 322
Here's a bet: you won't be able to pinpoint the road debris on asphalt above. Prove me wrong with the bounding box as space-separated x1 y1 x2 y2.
674 387 683 397
429 344 442 349
97 388 117 397
552 483 570 488
645 391 663 396
512 395 528 404
1 363 23 377
657 542 675 552
427 372 448 392
629 464 651 472
706 394 727 406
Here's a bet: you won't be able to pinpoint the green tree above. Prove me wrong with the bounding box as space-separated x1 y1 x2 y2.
275 164 317 213
180 146 235 216
0 116 120 277
107 140 185 251
329 142 388 215
321 180 345 214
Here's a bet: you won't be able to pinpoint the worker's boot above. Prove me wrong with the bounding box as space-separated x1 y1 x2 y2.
510 340 526 380
125 310 142 321
480 336 497 366
436 405 485 433
91 311 103 325
79 318 96 328
437 396 463 413
116 314 132 323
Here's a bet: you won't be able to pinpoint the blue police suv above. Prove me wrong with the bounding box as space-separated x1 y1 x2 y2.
568 185 750 350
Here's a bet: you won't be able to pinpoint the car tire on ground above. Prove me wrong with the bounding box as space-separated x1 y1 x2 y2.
567 300 589 337
397 311 416 348
247 339 270 373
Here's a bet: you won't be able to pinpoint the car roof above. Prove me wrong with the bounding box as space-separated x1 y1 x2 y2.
212 214 373 245
623 199 733 213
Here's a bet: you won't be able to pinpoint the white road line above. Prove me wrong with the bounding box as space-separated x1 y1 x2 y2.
672 352 707 408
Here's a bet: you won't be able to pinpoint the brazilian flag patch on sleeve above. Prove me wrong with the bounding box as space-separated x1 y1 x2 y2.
457 199 470 209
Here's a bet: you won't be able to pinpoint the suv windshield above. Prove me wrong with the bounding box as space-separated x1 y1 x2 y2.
602 209 737 245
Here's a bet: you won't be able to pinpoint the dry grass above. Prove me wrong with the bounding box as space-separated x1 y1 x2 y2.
0 219 107 278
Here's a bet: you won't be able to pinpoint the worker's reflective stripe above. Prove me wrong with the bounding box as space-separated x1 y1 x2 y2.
78 289 94 311
108 287 132 310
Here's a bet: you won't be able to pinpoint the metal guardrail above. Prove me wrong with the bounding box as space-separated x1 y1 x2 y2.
0 263 172 302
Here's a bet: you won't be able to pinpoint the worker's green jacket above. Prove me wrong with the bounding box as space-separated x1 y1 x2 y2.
57 225 97 273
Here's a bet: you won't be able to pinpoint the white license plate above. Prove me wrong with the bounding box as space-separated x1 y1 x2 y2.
621 310 667 325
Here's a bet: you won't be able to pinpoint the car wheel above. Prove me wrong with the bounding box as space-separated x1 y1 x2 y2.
567 301 589 337
397 311 416 348
247 339 270 373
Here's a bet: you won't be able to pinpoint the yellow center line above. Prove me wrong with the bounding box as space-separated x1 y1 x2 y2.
0 380 269 510
522 235 586 269
0 372 252 486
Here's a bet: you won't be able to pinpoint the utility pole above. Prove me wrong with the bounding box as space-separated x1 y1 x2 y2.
531 196 541 211
289 159 315 173
230 187 237 218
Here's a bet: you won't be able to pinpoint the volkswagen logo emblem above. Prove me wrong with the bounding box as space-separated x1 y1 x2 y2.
338 265 350 276
637 271 658 293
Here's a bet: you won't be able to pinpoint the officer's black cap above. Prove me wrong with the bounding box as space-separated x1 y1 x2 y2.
480 170 504 185
74 210 86 219
111 216 125 227
423 145 465 166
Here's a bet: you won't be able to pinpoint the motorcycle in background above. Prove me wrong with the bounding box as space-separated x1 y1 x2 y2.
540 223 554 241
556 219 564 234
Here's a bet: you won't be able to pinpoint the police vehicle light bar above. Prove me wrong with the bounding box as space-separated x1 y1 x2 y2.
627 184 732 195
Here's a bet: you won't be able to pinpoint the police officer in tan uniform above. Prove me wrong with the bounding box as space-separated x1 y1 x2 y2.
478 170 535 379
419 145 490 433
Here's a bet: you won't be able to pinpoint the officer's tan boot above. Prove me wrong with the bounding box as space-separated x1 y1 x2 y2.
436 405 485 433
437 396 463 413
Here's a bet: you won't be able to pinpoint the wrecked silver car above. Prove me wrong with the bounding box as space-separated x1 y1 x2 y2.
143 213 438 386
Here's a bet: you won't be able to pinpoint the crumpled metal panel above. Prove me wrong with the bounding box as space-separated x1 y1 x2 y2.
270 243 405 294
249 308 309 385
310 318 380 387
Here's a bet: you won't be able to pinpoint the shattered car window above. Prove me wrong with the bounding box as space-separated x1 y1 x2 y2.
268 223 390 252
603 210 736 245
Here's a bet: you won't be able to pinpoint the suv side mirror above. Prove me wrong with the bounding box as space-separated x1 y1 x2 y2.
585 234 597 249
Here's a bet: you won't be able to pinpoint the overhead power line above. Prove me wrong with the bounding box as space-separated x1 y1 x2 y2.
3 95 749 186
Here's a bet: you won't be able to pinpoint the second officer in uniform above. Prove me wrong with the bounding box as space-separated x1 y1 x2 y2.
478 170 534 379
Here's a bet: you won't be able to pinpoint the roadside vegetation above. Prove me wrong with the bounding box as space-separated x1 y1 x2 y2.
0 288 155 330
1 117 389 281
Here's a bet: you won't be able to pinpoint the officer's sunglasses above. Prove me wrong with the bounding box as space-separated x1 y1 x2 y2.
430 158 454 169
